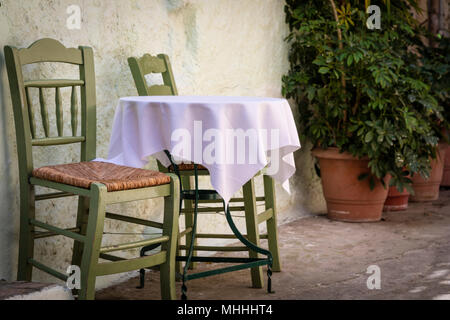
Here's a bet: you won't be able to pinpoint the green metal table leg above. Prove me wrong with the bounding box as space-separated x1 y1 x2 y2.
222 200 274 294
139 151 275 298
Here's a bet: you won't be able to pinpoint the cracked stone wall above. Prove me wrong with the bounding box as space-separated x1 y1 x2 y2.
0 0 325 288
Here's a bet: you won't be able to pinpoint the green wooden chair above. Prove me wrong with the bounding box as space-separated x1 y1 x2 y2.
4 39 180 300
128 53 282 289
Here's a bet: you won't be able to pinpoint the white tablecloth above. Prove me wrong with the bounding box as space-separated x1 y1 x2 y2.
98 96 301 204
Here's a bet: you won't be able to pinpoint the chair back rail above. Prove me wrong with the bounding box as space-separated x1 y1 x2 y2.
25 84 81 139
128 53 178 96
4 38 97 184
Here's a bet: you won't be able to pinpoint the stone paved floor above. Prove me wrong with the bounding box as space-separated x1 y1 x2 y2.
96 189 450 300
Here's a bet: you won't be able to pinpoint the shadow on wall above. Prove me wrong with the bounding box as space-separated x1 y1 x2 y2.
0 51 19 281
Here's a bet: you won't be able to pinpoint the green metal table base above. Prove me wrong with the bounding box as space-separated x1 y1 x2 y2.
138 151 274 300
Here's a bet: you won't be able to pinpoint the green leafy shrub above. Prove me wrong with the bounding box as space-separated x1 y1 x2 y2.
417 35 450 139
282 0 442 192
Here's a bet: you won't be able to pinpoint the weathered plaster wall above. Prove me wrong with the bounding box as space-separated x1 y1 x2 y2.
0 0 325 288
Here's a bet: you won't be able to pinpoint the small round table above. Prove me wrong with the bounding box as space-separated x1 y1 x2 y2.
102 96 301 298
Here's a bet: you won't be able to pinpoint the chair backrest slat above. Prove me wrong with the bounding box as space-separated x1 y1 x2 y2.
24 79 85 88
128 53 178 96
140 54 167 74
148 85 174 96
4 38 97 180
24 83 83 139
38 88 50 138
71 86 79 136
55 87 63 136
25 87 36 139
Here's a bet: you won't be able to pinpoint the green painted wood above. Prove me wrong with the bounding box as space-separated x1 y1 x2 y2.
25 88 36 139
6 39 180 300
18 38 83 65
18 185 35 281
128 53 178 96
33 227 80 239
71 86 78 136
127 57 149 96
257 208 273 224
100 236 169 254
160 174 180 299
178 245 249 252
105 184 171 204
29 219 86 243
243 178 264 288
148 84 173 96
195 233 269 239
32 136 85 146
30 177 91 197
106 184 171 203
96 251 167 277
78 183 106 300
182 206 245 213
263 175 281 272
70 196 89 296
178 226 192 238
4 45 35 281
4 39 94 204
79 46 96 162
55 87 63 136
39 88 50 137
140 53 167 74
28 259 68 281
185 197 266 204
98 253 126 262
35 191 75 201
128 49 280 280
24 79 85 88
105 212 163 229
158 54 178 96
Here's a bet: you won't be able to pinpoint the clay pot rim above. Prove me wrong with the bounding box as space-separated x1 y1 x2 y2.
312 147 369 161
388 185 410 196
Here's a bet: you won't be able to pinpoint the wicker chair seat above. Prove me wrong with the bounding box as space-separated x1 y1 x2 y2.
32 161 171 192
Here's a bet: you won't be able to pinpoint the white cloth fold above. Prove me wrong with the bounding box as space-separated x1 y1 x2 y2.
96 96 301 204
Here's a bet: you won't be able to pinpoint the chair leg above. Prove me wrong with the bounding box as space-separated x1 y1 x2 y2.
17 185 35 281
263 175 281 272
78 183 107 300
182 175 197 270
71 196 89 294
160 175 180 300
243 178 264 288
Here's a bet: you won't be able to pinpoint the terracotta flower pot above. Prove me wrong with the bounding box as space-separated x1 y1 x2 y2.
441 143 450 187
383 186 410 211
312 148 390 222
410 143 447 202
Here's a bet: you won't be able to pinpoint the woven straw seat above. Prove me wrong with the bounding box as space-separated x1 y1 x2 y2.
169 163 207 171
32 161 171 192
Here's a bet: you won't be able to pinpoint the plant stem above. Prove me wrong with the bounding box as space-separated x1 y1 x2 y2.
329 0 348 129
329 0 346 90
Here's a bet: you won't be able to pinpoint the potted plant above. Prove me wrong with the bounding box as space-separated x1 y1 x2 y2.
282 0 441 221
416 36 450 190
384 168 411 212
